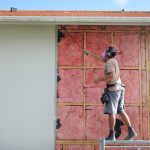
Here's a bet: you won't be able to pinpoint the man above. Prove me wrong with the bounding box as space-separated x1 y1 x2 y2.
83 47 137 140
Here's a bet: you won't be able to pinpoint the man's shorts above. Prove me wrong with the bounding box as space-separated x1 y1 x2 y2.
104 90 124 114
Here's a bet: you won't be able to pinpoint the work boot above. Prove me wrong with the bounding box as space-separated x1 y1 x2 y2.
105 130 116 140
124 127 137 140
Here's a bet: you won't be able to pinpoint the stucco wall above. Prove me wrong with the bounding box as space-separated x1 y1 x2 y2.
0 25 56 150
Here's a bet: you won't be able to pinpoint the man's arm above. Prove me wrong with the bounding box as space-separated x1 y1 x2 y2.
82 49 105 62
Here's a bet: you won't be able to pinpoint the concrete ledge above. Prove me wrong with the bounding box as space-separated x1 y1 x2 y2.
99 138 150 150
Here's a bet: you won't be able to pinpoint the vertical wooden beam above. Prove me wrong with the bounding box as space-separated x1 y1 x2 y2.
91 144 94 150
146 32 150 140
63 144 66 150
83 31 87 141
139 32 143 139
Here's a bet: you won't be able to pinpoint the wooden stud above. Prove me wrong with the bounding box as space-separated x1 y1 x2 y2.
146 33 149 140
139 32 143 139
63 144 66 150
56 140 98 144
146 33 150 140
83 31 87 141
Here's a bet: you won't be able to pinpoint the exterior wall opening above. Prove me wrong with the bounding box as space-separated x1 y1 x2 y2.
56 25 150 149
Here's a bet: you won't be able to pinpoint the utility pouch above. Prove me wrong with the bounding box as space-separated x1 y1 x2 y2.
100 88 110 104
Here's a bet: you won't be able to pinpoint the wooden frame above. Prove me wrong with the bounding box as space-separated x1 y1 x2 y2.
56 28 150 150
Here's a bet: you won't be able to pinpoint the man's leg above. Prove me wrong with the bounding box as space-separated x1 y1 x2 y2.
119 110 131 127
105 114 116 140
109 114 116 131
119 111 137 140
104 90 121 140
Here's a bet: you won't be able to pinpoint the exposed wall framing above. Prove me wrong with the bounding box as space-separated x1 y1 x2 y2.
56 25 150 150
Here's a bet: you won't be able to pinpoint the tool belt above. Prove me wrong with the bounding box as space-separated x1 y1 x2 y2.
100 83 125 104
107 83 125 88
100 88 110 104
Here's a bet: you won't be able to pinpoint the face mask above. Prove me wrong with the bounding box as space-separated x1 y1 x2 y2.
101 51 106 58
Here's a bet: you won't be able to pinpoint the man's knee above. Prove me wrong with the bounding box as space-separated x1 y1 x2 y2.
118 110 125 116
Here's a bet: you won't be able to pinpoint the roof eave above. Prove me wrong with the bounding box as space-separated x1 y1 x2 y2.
0 16 150 25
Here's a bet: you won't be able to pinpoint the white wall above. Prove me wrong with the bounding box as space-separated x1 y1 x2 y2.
0 25 56 150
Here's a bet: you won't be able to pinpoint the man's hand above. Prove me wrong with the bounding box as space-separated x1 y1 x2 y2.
82 49 89 55
94 78 101 84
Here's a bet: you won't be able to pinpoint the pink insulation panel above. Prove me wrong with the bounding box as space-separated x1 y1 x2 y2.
57 69 83 102
142 107 148 140
58 32 83 66
141 33 146 67
86 32 112 67
120 70 140 104
61 25 100 30
142 71 147 104
57 106 84 140
56 145 63 150
105 25 142 31
63 25 143 31
114 32 139 67
66 145 91 150
85 69 105 103
86 106 109 140
145 26 150 30
148 33 150 60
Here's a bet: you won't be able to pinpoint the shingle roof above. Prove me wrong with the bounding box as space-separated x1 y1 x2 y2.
0 10 150 17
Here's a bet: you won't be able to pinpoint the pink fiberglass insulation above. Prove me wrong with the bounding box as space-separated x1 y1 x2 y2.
120 70 139 104
57 106 84 139
85 69 105 103
58 32 83 66
56 145 63 150
114 32 139 67
86 32 112 67
141 33 146 67
86 106 109 140
57 69 83 102
61 25 99 30
142 107 148 140
66 145 91 150
105 25 142 31
62 25 143 31
145 26 150 30
142 71 147 104
148 33 150 59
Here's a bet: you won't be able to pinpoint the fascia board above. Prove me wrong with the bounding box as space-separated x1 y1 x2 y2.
0 16 150 25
